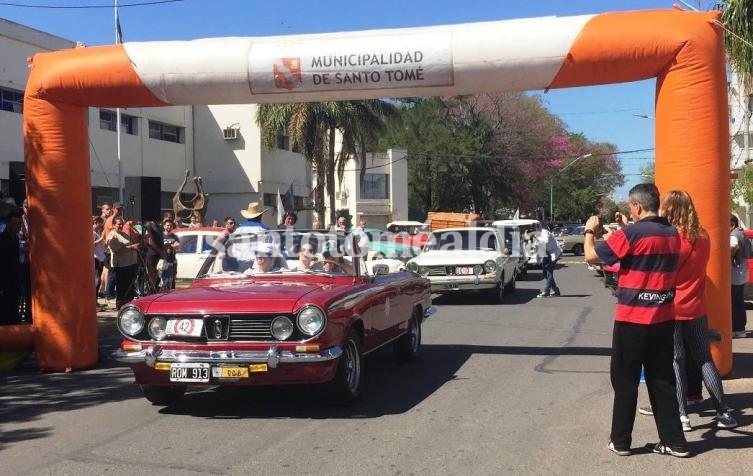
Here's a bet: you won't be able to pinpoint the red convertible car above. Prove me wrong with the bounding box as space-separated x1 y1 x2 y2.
113 231 434 406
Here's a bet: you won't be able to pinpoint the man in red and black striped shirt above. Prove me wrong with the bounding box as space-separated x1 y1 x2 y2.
584 183 688 458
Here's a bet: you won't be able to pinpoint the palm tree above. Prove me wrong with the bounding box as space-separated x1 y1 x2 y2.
257 100 399 226
719 0 753 87
257 103 332 222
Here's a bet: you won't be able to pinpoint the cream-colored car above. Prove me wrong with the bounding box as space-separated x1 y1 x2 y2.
555 225 586 255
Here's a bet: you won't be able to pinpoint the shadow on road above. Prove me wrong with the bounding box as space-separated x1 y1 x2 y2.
157 343 612 419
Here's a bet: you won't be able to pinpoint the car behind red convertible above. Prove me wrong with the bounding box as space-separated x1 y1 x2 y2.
113 230 434 406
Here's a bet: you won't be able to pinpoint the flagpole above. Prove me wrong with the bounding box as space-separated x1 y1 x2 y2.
115 0 123 204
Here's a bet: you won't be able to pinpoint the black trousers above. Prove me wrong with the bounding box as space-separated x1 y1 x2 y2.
114 264 137 309
731 284 747 332
610 320 686 449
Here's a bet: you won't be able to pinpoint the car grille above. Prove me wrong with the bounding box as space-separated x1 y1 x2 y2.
229 317 275 340
426 266 448 276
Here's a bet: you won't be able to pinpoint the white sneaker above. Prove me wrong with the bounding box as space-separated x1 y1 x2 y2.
680 415 692 432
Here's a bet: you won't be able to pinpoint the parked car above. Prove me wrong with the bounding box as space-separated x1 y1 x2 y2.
174 227 223 279
113 230 435 406
555 225 586 255
492 219 542 269
363 227 422 261
387 220 431 248
406 227 518 302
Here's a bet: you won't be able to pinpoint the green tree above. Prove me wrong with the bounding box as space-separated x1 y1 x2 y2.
639 161 655 182
719 0 753 86
257 103 330 222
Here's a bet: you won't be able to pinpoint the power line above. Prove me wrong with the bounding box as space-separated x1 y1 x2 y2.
0 0 184 8
553 107 653 116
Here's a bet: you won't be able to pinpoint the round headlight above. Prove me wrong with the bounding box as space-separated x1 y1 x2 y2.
420 266 429 276
297 306 326 336
473 264 483 275
118 307 145 336
484 260 497 273
271 316 294 340
148 316 167 340
407 261 419 273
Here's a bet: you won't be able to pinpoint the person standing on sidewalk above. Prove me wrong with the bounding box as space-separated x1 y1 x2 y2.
729 215 749 338
584 183 688 458
107 217 140 309
659 190 737 431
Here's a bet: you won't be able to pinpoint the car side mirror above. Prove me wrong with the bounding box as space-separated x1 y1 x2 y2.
372 263 390 276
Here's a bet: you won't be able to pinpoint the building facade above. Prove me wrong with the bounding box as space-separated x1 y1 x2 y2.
729 69 752 226
321 149 409 229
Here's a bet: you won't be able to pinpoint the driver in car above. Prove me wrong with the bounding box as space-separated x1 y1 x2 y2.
244 242 284 274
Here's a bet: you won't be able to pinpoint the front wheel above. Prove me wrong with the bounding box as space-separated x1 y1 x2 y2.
571 244 583 256
394 310 421 362
328 330 364 405
141 385 186 406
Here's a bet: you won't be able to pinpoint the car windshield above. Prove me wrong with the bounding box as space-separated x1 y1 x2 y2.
423 229 498 251
197 230 355 277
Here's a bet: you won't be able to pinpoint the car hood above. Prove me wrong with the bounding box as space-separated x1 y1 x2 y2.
141 281 329 314
410 249 499 266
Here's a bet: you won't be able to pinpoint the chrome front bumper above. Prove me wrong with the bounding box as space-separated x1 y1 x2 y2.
428 273 499 292
112 344 343 369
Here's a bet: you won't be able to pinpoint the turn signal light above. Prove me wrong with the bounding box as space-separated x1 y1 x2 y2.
122 341 143 352
249 364 268 373
295 344 321 353
154 362 171 371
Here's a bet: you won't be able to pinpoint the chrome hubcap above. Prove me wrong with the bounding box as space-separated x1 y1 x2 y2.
345 339 361 392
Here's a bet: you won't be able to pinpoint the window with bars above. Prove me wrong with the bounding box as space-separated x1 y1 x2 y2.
361 174 389 199
1 87 23 114
149 120 184 143
99 110 138 135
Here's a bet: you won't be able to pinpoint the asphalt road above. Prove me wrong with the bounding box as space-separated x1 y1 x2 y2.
2 260 752 475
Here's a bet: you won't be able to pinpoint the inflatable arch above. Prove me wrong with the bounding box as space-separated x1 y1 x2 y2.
2 10 732 374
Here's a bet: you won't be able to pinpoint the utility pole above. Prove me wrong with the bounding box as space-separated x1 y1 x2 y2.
115 0 124 204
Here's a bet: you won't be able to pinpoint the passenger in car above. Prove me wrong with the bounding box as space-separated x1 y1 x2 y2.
295 243 324 272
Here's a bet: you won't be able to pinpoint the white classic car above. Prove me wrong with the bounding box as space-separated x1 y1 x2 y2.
406 227 518 302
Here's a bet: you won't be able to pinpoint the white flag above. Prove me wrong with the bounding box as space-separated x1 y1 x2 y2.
513 208 520 220
277 187 285 226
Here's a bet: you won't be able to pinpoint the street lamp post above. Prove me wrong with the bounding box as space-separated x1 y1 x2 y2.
549 153 592 224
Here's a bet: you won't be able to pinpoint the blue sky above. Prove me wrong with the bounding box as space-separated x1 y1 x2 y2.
1 0 716 199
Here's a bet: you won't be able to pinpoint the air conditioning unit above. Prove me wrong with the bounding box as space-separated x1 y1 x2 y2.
223 127 239 140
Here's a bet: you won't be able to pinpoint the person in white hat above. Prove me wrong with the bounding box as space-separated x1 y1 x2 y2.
244 242 284 274
224 202 270 273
